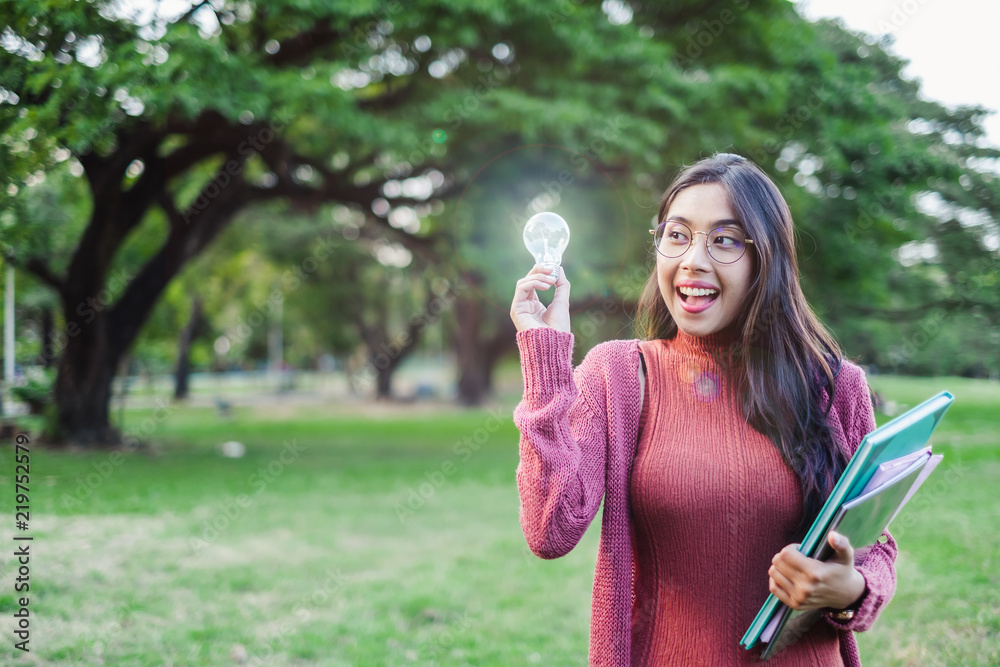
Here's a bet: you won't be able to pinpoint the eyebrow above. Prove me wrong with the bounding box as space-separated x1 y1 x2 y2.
664 215 743 228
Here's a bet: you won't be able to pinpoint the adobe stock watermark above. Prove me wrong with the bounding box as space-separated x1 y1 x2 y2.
544 0 590 29
743 85 836 167
337 2 405 59
872 0 931 34
453 129 631 313
394 60 510 169
402 0 604 162
441 68 510 131
393 407 507 523
68 70 159 157
841 152 937 243
506 116 630 231
188 439 305 553
88 602 137 661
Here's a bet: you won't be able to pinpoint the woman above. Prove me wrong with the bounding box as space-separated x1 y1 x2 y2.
509 153 896 666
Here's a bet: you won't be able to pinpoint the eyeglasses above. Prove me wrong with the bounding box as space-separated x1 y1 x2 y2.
650 220 754 264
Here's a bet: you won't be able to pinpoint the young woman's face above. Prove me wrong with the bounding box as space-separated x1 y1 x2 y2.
656 183 755 337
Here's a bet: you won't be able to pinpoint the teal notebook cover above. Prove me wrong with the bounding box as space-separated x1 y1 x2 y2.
757 449 938 659
740 390 954 652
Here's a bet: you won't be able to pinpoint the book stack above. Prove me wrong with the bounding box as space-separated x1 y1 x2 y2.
741 391 954 659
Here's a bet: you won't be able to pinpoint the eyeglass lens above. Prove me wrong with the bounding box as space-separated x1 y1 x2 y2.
653 221 748 263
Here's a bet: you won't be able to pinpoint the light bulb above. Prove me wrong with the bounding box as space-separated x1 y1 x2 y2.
523 212 570 279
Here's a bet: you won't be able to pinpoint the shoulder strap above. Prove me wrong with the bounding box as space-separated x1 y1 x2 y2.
637 349 647 445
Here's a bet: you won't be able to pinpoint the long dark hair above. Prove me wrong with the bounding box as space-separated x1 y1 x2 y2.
636 153 848 537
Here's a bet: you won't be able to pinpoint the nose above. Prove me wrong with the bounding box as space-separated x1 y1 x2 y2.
679 231 712 272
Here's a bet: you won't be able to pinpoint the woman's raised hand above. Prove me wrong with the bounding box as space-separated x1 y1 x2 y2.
510 265 571 333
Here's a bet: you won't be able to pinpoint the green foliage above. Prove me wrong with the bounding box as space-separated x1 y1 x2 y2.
10 365 53 409
0 0 997 380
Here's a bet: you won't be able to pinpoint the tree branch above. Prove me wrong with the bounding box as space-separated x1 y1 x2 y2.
174 1 213 27
158 191 185 232
107 180 251 353
177 152 248 228
357 78 420 113
266 23 345 67
24 257 67 298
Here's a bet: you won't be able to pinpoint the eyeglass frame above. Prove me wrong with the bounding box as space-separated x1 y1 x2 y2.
649 220 755 264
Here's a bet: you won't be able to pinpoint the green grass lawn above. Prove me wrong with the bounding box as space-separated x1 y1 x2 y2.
0 375 997 666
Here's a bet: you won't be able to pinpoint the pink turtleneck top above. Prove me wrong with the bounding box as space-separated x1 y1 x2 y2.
513 327 897 666
629 331 842 665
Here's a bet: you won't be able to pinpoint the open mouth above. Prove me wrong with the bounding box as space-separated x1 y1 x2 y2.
677 286 719 308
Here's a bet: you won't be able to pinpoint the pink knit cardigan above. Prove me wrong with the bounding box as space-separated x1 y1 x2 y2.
513 327 897 666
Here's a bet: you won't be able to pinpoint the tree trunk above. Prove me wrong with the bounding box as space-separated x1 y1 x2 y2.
375 361 393 399
22 108 445 444
453 295 517 406
484 315 516 395
453 296 489 405
38 306 55 368
47 178 245 446
174 296 204 400
51 311 120 446
363 318 422 400
357 279 435 401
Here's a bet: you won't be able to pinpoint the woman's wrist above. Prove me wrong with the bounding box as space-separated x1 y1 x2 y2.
843 568 867 608
827 569 866 618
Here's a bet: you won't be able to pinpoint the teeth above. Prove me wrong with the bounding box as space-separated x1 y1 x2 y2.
678 286 718 297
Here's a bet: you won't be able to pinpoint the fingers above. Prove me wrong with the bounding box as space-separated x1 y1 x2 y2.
769 558 820 611
550 267 571 302
770 546 817 610
513 276 555 303
521 264 558 282
767 567 797 609
827 531 855 565
529 264 562 281
511 266 563 331
514 266 564 298
511 265 571 333
770 538 864 611
771 544 811 578
518 274 557 291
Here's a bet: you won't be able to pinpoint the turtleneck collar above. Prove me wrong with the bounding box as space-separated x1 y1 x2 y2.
670 325 739 357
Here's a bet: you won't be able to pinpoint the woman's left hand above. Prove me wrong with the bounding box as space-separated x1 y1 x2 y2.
768 531 867 612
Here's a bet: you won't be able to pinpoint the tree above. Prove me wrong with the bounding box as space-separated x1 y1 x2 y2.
172 294 204 400
252 203 441 400
1 0 746 440
2 0 997 446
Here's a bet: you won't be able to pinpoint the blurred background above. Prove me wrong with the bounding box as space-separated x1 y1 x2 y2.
0 0 997 665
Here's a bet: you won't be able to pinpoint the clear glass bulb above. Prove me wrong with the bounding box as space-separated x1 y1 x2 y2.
523 212 570 279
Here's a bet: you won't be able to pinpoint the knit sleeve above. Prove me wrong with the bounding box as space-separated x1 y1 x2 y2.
513 327 609 560
823 362 898 633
